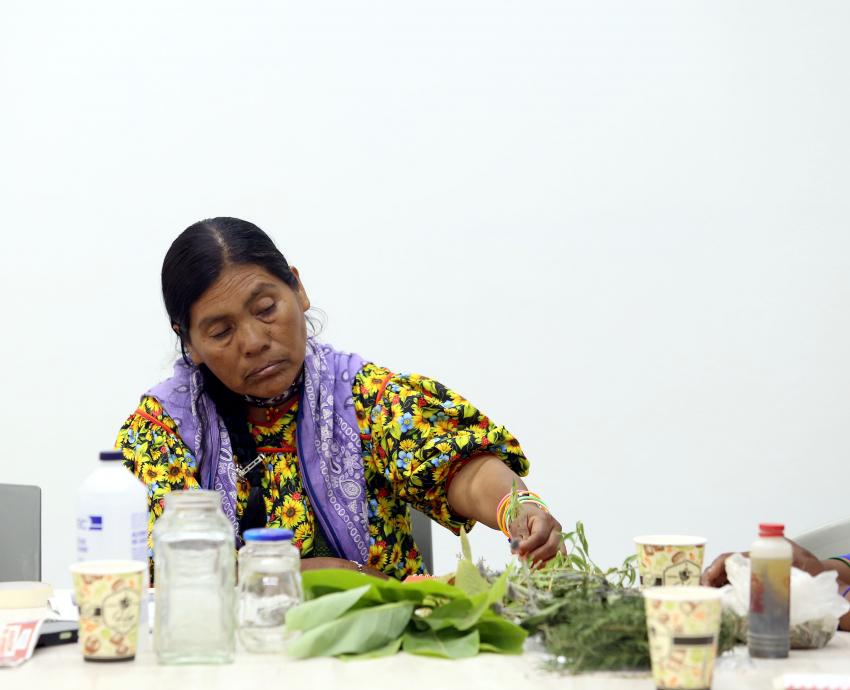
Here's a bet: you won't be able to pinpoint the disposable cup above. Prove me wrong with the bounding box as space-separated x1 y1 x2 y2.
643 586 723 690
634 535 707 588
70 560 146 662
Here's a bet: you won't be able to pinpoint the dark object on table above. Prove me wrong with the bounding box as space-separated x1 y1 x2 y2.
36 620 79 647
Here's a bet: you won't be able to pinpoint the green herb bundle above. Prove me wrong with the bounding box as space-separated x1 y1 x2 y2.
491 521 738 673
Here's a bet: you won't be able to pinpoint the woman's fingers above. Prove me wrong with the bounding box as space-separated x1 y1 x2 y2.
510 505 562 564
510 506 546 555
526 527 563 566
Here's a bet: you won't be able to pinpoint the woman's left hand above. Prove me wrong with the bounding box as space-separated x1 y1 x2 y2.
508 503 565 567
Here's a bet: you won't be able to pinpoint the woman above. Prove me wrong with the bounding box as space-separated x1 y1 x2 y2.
117 217 563 579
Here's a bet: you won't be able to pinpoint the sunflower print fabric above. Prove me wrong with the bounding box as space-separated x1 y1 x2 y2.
116 361 528 579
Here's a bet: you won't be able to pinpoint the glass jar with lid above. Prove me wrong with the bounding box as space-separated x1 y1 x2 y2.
237 528 303 653
152 490 236 664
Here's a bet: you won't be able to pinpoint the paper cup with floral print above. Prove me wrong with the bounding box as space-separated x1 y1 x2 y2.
643 586 723 690
70 560 146 662
634 535 707 589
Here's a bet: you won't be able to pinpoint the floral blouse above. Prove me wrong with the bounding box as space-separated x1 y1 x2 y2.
116 362 528 578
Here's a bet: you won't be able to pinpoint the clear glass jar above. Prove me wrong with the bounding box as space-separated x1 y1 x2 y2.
237 528 303 653
152 490 235 664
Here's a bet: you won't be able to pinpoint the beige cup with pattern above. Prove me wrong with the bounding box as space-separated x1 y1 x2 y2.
70 560 146 662
643 586 723 690
634 535 706 589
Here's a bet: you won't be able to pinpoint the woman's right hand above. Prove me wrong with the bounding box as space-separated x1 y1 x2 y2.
508 502 565 567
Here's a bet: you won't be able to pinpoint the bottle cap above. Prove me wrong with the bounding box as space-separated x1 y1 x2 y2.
243 528 294 542
759 523 785 537
99 450 124 461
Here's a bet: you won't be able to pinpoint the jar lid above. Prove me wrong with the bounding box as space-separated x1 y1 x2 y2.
164 490 222 509
243 528 294 542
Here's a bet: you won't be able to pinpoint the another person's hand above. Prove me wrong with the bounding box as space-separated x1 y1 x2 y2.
700 551 738 587
701 539 826 587
508 503 565 567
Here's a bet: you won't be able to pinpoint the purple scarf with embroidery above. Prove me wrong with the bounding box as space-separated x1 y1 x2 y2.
147 337 370 563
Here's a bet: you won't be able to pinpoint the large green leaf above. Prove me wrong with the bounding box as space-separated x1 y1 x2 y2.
339 636 403 661
402 628 480 659
460 527 473 562
454 559 490 597
476 612 527 654
399 579 465 601
424 569 509 631
287 601 415 659
301 568 464 604
419 596 477 631
285 584 371 632
301 570 385 600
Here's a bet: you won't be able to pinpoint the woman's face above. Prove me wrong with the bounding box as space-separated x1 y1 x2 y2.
183 263 310 399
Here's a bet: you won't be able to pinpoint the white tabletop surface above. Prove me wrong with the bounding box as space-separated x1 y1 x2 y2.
5 631 850 690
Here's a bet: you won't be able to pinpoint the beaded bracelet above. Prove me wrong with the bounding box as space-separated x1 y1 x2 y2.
842 585 850 598
496 490 549 538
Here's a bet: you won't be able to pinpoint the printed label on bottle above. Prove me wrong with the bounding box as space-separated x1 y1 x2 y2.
749 556 791 655
131 512 148 563
77 516 104 531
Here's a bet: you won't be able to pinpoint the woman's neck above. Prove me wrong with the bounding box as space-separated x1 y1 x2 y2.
242 368 303 408
246 400 296 425
244 368 303 424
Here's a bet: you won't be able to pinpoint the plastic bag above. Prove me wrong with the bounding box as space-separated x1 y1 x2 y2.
720 553 850 649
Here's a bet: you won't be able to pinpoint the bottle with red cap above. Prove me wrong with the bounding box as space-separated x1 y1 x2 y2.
748 522 791 658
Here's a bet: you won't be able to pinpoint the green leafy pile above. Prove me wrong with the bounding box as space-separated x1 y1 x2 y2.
491 522 738 673
284 540 526 660
284 519 738 670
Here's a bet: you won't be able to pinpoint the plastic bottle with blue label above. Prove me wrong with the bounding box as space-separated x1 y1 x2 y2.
76 450 149 564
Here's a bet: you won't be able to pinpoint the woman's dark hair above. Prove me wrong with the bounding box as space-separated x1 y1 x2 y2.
161 217 301 536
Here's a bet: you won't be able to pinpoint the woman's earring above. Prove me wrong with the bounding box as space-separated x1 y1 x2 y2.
179 341 195 366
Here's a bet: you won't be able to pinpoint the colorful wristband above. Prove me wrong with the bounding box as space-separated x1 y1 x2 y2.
495 490 549 538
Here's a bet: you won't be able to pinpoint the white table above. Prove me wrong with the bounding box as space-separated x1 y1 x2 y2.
5 633 850 690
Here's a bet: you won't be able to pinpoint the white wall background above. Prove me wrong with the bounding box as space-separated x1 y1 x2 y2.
1 1 849 586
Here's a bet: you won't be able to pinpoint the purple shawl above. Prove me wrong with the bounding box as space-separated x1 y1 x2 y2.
147 338 370 563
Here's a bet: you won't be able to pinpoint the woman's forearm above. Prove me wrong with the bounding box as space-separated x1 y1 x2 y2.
300 556 387 579
447 454 526 528
838 588 850 631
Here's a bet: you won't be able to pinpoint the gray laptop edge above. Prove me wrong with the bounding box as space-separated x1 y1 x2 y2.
0 483 41 582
